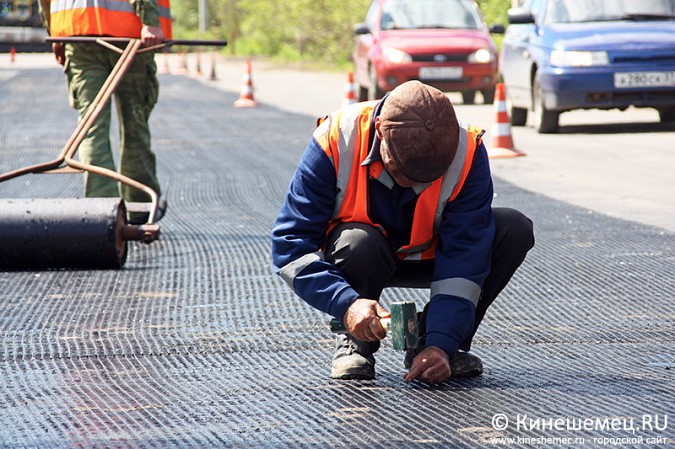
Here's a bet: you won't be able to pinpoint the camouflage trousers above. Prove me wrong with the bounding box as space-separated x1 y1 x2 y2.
64 42 161 202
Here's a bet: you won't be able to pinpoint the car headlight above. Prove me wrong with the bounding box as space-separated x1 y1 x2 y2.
382 47 412 64
550 50 609 67
468 48 494 64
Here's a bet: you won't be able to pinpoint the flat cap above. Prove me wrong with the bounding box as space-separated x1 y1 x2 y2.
380 81 459 183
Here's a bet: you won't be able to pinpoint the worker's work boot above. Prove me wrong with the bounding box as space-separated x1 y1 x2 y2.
450 351 483 377
330 334 380 380
127 197 168 224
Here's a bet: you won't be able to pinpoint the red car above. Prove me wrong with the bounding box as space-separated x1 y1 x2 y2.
353 0 504 104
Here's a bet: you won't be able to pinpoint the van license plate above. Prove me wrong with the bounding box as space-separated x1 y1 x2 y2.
614 71 675 88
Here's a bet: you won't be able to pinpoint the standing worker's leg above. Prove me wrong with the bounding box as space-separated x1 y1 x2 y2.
115 51 162 204
64 43 119 198
324 223 397 380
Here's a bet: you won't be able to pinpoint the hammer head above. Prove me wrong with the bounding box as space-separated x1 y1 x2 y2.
390 302 418 351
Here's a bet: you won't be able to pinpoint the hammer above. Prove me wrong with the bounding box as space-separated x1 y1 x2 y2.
329 301 419 350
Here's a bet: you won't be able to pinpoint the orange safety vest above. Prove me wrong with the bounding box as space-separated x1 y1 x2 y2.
50 0 172 39
314 102 483 261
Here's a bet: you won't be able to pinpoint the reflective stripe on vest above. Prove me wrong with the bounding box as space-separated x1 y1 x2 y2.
317 102 482 261
50 0 173 39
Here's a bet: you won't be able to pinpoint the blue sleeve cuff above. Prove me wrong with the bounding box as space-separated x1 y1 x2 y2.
328 288 360 321
424 294 476 357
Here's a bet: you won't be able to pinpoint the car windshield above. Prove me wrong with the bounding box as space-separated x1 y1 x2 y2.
381 0 482 30
545 0 675 24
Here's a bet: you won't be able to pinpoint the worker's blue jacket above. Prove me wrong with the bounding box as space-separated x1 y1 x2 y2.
271 98 495 357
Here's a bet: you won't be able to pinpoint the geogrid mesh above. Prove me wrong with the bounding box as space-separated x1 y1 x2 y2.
0 68 672 448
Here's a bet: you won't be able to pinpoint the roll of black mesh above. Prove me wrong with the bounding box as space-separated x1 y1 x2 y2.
0 198 127 270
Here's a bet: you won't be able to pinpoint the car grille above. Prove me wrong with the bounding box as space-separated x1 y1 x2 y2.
612 54 675 64
412 53 467 63
587 90 675 102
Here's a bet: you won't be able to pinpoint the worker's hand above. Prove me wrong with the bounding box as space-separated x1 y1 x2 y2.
141 25 164 47
343 298 390 342
404 346 451 384
52 42 65 65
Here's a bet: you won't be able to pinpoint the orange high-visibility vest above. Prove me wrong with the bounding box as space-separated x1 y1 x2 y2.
314 102 482 261
50 0 172 39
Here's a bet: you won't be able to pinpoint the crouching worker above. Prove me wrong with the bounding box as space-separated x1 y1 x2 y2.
272 81 534 384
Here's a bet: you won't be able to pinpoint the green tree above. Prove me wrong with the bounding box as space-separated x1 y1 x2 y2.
476 0 510 26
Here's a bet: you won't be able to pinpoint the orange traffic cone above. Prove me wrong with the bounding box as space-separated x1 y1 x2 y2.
488 83 525 159
192 51 202 77
158 52 170 74
342 71 357 107
234 58 257 108
173 51 187 75
209 53 218 81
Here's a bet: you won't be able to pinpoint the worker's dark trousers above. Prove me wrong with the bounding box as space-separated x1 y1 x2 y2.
324 207 534 353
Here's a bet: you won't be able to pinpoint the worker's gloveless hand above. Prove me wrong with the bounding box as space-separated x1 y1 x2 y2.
141 25 164 47
52 42 65 65
343 298 390 342
404 346 451 384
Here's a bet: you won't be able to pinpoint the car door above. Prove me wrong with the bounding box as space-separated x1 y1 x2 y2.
353 0 381 93
500 0 546 108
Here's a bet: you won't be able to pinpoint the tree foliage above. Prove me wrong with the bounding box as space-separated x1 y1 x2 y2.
170 0 510 67
476 0 510 27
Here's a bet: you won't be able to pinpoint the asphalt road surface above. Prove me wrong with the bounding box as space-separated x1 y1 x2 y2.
0 51 673 448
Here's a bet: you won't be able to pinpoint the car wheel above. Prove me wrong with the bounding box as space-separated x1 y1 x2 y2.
533 72 559 134
503 84 527 126
462 90 476 104
358 84 369 102
481 88 495 104
368 65 384 101
510 107 528 126
658 107 675 122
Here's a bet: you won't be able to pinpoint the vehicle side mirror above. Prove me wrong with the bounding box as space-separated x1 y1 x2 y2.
354 23 371 35
489 23 505 34
507 7 535 25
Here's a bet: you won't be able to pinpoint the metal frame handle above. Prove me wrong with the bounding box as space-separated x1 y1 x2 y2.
0 37 227 242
